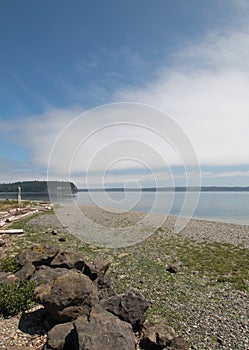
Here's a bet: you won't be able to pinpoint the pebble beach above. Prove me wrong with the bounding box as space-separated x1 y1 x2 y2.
53 204 249 248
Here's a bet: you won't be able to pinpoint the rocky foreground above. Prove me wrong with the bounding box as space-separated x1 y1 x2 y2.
0 207 248 349
0 245 188 350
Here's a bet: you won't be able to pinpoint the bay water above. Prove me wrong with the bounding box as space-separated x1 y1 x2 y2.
1 191 249 226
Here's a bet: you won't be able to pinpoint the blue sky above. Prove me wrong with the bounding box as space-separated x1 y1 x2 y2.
1 0 249 187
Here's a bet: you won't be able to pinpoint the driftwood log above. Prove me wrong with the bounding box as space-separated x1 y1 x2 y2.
0 229 24 234
0 203 51 229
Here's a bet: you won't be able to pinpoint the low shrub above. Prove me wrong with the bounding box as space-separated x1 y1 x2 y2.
0 256 19 273
0 279 35 317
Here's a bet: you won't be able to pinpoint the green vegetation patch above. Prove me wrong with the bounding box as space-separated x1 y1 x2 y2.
0 256 19 273
174 240 249 291
0 280 35 317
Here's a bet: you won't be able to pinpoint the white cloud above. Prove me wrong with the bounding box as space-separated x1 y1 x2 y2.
43 104 199 187
116 29 249 167
0 157 46 184
174 30 249 71
1 102 200 187
17 107 83 167
202 170 249 179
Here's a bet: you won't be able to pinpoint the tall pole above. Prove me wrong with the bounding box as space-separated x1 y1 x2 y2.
18 186 21 205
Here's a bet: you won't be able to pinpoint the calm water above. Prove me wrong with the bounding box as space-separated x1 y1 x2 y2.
1 191 249 226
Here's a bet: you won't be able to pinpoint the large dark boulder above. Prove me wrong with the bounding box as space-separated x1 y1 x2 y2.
101 294 120 315
31 266 69 286
38 270 99 323
74 305 136 350
32 266 70 303
16 245 59 267
46 322 75 350
50 251 87 271
50 251 111 281
102 288 149 330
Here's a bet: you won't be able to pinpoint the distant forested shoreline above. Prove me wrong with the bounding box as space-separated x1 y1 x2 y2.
1 182 249 193
78 186 249 192
0 181 78 193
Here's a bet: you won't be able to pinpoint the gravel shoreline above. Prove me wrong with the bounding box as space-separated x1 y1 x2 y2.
50 204 249 248
0 205 248 349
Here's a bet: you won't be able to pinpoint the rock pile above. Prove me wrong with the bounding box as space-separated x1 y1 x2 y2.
3 245 189 350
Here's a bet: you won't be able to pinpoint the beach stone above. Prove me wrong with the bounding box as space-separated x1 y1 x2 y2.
140 321 176 349
166 264 179 273
0 272 19 284
6 274 20 284
39 270 99 323
171 336 188 350
47 322 75 350
101 294 121 314
74 305 136 350
0 239 6 247
92 258 111 277
15 262 35 280
72 257 112 281
16 245 59 267
119 289 149 328
102 288 148 329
